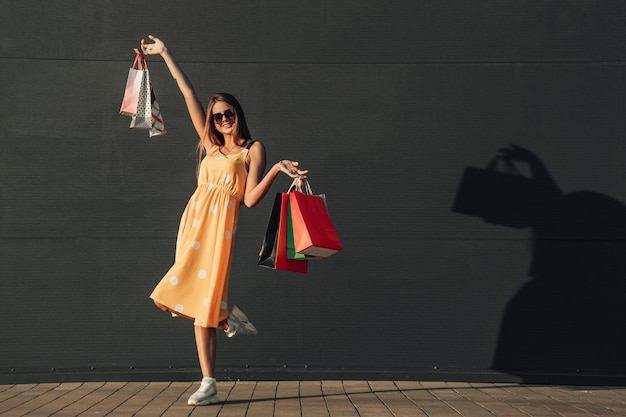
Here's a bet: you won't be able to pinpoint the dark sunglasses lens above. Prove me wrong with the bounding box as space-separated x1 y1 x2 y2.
212 110 235 124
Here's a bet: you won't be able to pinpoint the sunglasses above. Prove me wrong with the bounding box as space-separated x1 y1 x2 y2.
212 109 236 125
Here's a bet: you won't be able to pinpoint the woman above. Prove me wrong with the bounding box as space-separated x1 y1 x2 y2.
140 35 307 406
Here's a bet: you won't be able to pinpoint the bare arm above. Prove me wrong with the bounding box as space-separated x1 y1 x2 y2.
243 141 308 207
140 35 206 138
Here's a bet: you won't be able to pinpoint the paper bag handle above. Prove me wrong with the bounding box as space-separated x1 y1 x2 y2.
287 177 313 195
131 51 148 70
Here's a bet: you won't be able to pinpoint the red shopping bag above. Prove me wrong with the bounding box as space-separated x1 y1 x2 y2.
119 51 148 116
289 184 342 258
258 193 308 273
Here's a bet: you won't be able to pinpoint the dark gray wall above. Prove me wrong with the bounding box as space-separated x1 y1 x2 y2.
2 1 626 384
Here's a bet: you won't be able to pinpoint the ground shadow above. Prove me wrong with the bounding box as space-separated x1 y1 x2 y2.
218 383 524 406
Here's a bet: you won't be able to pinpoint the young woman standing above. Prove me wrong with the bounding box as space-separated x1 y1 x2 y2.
140 35 307 406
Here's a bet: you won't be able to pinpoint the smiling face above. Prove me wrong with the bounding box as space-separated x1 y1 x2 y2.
203 93 252 149
211 101 237 136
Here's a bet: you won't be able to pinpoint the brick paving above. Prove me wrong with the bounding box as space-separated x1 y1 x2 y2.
1 380 625 416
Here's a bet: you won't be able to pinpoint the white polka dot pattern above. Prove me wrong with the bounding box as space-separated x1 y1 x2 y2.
149 143 251 328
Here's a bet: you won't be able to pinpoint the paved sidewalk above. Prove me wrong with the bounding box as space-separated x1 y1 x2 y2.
1 380 626 416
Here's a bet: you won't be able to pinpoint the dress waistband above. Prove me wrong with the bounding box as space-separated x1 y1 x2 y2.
198 182 243 201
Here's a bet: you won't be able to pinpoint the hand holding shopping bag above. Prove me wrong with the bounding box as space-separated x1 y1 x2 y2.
119 50 166 137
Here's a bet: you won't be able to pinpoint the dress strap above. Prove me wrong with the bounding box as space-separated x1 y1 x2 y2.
243 140 256 172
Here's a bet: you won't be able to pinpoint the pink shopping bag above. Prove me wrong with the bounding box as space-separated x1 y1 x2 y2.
119 51 148 116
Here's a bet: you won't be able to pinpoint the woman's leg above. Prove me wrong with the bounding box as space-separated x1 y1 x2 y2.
188 325 219 406
194 325 217 377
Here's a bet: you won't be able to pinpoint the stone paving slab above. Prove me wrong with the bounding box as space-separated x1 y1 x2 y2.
1 381 625 416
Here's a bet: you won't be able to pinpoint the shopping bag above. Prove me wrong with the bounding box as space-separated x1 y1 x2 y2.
122 52 166 137
129 63 153 129
148 89 166 137
119 52 148 116
131 83 167 136
258 193 281 267
452 157 558 228
258 193 308 273
289 181 342 258
286 194 328 259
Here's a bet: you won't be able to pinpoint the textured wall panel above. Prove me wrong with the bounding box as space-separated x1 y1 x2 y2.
2 1 626 384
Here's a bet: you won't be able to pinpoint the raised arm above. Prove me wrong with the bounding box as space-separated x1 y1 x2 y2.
140 35 206 138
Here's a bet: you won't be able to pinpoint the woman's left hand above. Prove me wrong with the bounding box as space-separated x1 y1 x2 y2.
278 160 308 178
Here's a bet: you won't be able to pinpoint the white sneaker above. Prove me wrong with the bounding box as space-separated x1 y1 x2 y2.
187 377 219 406
225 305 258 337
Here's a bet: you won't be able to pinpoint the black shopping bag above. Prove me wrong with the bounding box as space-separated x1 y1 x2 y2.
258 193 308 273
258 193 282 268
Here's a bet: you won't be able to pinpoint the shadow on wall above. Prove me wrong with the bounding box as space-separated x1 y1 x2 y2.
453 144 626 381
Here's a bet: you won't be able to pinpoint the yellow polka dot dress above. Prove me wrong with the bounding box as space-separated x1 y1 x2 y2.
150 144 251 328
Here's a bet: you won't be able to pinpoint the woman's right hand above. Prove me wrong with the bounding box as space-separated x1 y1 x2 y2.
139 35 166 56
